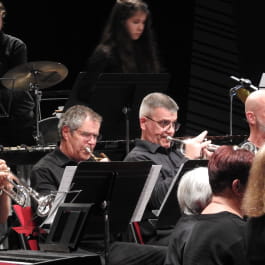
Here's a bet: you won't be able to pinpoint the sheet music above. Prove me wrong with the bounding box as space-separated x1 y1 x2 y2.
130 164 162 223
259 73 265 88
153 162 185 217
41 166 77 226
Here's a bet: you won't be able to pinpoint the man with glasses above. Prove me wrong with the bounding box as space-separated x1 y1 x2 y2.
124 92 210 244
30 104 167 265
31 105 102 198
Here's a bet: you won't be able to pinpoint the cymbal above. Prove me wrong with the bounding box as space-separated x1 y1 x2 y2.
1 61 68 91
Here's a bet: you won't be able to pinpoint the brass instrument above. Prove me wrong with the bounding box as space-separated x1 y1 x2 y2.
1 175 29 207
85 147 110 162
25 186 56 217
236 87 250 103
166 136 219 152
167 136 257 154
1 173 55 217
230 76 258 103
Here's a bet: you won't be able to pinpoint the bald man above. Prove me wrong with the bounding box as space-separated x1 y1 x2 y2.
241 89 265 153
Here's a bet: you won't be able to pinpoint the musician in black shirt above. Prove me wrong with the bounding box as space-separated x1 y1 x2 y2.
124 92 211 244
0 1 35 146
31 104 167 265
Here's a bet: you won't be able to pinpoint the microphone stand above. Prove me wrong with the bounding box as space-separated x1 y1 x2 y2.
229 75 258 137
29 82 42 146
122 107 131 155
229 84 242 136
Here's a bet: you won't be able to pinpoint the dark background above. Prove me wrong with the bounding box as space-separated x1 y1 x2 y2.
2 0 265 143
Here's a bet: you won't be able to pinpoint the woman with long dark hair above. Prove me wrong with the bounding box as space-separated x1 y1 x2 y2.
85 0 162 74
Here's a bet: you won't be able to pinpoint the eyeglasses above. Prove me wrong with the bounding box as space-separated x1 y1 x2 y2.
75 129 102 141
145 116 181 131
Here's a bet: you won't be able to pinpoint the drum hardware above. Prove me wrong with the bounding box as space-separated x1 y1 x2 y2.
1 61 68 145
1 61 68 91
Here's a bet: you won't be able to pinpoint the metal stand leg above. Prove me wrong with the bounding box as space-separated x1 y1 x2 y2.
122 107 131 155
229 85 242 136
31 87 42 145
102 200 110 265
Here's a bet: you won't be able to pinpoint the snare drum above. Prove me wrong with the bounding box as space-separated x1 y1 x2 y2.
39 116 59 145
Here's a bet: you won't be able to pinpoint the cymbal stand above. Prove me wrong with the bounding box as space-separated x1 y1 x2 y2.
229 84 242 136
29 82 42 145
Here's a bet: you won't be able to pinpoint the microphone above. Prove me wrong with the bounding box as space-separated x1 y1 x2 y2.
230 76 258 91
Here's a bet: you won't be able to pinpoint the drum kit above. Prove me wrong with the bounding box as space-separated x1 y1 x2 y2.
1 61 68 145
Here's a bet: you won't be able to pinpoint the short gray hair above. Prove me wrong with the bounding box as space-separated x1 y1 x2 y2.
177 167 212 215
58 105 102 138
139 92 179 118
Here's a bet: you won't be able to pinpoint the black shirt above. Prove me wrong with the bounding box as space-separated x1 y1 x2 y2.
0 31 35 146
183 212 248 265
124 139 188 209
164 214 200 265
30 147 168 265
30 147 77 195
0 31 27 75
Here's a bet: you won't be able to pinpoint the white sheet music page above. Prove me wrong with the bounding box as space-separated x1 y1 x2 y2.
153 162 185 217
130 164 162 223
41 165 77 226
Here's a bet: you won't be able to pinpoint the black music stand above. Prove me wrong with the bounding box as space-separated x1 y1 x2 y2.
39 203 94 252
64 72 170 154
155 159 209 229
63 160 153 265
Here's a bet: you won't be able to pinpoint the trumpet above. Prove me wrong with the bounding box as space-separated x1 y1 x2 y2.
85 147 110 162
166 136 220 152
1 173 55 217
25 186 56 217
167 136 258 154
1 175 29 207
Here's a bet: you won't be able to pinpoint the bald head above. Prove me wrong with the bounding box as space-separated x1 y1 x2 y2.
245 89 265 113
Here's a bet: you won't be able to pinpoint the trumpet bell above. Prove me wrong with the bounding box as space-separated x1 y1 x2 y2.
236 87 251 103
36 193 56 217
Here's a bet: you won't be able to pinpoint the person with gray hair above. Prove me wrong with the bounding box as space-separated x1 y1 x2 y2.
31 104 103 199
125 92 211 210
164 167 212 265
177 167 212 215
30 104 167 265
